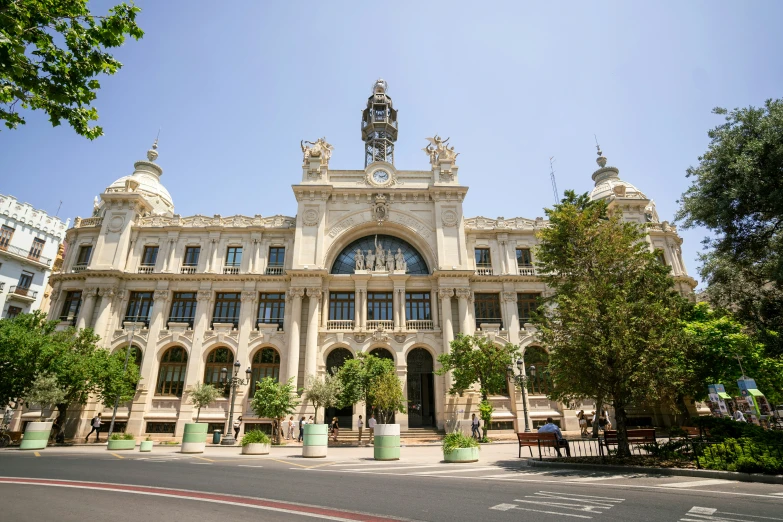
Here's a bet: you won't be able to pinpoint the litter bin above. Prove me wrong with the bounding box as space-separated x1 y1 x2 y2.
212 430 222 444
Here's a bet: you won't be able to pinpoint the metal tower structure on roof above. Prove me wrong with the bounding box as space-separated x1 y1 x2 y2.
362 79 398 166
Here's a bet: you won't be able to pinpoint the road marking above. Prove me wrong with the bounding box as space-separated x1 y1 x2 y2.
492 491 624 519
679 506 783 521
338 464 468 472
268 458 310 469
33 452 40 457
489 504 517 512
720 512 783 520
192 456 214 463
110 453 124 459
192 462 212 465
567 474 632 482
660 479 736 488
408 466 498 475
238 465 264 468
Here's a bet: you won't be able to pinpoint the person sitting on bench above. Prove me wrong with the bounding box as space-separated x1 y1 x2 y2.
537 417 571 457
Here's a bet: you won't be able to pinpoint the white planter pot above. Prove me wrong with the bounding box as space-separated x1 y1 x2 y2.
242 443 270 455
20 421 53 450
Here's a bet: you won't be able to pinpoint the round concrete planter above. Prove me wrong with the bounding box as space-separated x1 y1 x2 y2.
242 443 270 455
19 421 52 450
444 447 479 463
302 423 328 458
181 423 208 453
107 439 136 451
139 440 154 452
373 424 400 461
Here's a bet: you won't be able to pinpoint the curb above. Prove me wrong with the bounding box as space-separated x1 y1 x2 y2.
526 458 783 485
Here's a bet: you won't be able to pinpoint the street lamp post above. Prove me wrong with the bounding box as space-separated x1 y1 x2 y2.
220 361 252 445
507 358 536 433
107 322 137 440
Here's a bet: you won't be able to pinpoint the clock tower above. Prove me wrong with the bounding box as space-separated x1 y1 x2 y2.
362 79 398 166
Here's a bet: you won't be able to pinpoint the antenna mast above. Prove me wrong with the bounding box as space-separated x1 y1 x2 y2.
549 156 559 204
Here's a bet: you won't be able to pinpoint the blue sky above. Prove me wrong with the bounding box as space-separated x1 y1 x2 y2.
3 1 781 287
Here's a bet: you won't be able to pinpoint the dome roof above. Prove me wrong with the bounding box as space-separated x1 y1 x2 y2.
104 143 174 215
588 151 647 202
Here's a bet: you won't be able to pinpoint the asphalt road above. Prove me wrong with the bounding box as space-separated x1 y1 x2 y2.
1 448 782 521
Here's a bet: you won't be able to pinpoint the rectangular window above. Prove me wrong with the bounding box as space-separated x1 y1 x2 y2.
29 238 45 260
213 292 241 327
516 248 532 267
76 245 93 266
145 422 175 434
367 292 393 321
18 271 33 289
141 245 159 266
0 225 15 249
225 246 242 267
328 292 355 321
268 246 285 266
168 292 197 326
258 292 285 329
6 305 22 319
60 290 82 322
475 248 491 267
474 293 503 329
517 293 540 324
405 292 431 320
655 249 667 265
183 246 200 266
125 291 154 326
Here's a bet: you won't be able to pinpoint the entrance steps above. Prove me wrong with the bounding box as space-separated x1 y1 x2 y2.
331 427 444 444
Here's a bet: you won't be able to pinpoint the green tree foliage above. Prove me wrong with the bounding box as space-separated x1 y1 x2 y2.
369 371 406 424
535 191 689 456
336 353 395 410
0 0 144 138
187 383 221 422
25 373 66 420
677 100 783 355
303 373 342 424
478 400 494 441
435 334 520 400
249 377 299 444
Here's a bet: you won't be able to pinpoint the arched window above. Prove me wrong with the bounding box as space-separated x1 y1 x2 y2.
250 348 281 396
524 346 551 395
204 347 234 393
369 347 394 362
156 347 188 397
331 234 429 275
326 347 353 375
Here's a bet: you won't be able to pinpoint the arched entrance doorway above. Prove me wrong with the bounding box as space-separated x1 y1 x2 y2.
368 348 395 423
406 348 435 428
325 348 353 428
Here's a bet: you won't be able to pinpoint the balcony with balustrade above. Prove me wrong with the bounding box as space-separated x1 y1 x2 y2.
366 319 394 331
180 265 197 274
223 264 240 275
326 320 354 331
517 264 536 276
138 264 155 274
405 320 434 330
9 285 37 301
72 264 88 273
0 242 52 267
475 263 493 276
265 265 284 275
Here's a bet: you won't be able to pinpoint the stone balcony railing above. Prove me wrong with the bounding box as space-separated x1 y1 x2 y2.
9 285 37 299
223 265 240 275
265 265 285 275
180 265 197 274
405 320 434 330
74 217 103 228
138 265 155 274
327 320 354 331
0 242 52 265
475 265 493 276
367 320 394 330
518 265 537 276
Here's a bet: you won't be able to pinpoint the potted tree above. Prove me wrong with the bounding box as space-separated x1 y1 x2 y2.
250 377 299 447
107 432 136 450
241 429 271 455
442 431 480 463
369 371 406 461
303 373 342 425
182 382 220 453
20 373 66 450
140 435 154 452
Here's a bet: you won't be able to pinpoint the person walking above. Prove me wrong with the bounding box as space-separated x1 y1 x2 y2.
358 415 364 443
233 416 242 440
599 409 612 431
330 417 339 442
298 416 305 442
368 414 376 443
85 413 102 443
577 410 588 437
471 413 481 440
286 416 294 440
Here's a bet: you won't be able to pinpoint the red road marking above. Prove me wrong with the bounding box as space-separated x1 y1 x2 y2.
0 477 405 521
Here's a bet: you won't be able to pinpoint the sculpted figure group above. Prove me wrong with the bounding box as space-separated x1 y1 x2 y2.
354 238 407 273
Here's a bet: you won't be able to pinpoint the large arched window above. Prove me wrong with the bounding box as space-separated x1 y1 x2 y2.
524 346 551 395
331 234 429 275
156 347 188 397
369 347 394 362
326 347 353 375
204 347 234 394
250 348 281 396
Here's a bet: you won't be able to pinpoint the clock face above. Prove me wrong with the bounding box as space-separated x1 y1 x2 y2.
373 169 390 184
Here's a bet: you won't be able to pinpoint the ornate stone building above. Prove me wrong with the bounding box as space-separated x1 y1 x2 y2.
42 79 696 438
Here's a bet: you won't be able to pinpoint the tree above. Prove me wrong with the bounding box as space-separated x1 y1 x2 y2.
24 373 66 421
1 1 144 139
0 312 58 407
187 383 220 423
435 334 520 400
477 400 494 441
250 377 299 444
676 100 783 355
368 371 406 424
336 353 396 411
303 374 342 424
535 190 689 456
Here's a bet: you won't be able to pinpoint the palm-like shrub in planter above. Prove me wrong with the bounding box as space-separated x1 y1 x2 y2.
442 431 480 463
107 432 136 451
241 430 271 455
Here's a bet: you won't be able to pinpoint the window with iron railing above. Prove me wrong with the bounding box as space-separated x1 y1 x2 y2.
213 292 241 328
257 292 285 329
474 293 503 329
125 291 154 326
266 246 285 274
29 238 45 260
517 293 540 324
59 290 82 323
475 248 492 274
168 292 197 326
18 271 33 290
0 225 14 250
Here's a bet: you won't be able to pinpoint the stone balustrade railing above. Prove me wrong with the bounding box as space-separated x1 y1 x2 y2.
327 320 354 331
367 320 394 330
405 320 434 330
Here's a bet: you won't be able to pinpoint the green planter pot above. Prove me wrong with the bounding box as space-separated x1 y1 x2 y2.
139 440 154 452
373 424 400 461
19 421 52 451
444 447 479 463
302 423 328 458
242 443 270 455
181 423 208 453
107 439 136 451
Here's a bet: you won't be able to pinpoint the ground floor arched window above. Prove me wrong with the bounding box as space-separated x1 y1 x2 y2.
325 348 354 427
407 348 435 428
250 347 281 396
524 346 551 395
204 347 233 396
156 347 188 397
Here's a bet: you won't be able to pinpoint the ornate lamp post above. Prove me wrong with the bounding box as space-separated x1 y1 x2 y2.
220 361 252 445
507 358 536 433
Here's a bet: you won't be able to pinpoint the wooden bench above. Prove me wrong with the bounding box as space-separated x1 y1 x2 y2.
517 432 561 460
603 429 656 451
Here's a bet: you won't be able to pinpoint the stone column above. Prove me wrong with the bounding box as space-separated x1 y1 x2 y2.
398 288 407 330
149 290 170 334
509 240 518 275
207 238 219 273
439 288 454 390
76 287 98 330
49 285 64 321
163 238 177 273
354 290 361 330
304 288 321 381
174 289 212 434
503 292 519 343
284 288 304 387
93 287 117 342
235 290 258 417
320 286 329 328
430 290 439 329
360 289 367 329
392 288 400 330
456 288 471 335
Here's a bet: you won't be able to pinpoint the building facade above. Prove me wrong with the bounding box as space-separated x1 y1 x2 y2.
0 194 68 320
42 80 696 438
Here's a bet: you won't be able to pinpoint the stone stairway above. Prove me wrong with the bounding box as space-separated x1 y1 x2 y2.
331 427 444 444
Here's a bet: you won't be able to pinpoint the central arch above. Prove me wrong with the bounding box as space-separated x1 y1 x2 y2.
325 348 354 428
406 348 435 428
331 234 429 274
